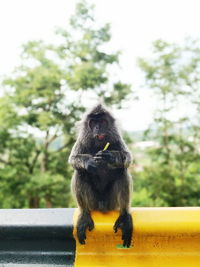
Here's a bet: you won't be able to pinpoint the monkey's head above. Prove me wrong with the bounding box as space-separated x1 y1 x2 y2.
84 104 116 143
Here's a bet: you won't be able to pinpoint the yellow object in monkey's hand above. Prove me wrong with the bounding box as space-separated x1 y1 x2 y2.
103 142 110 151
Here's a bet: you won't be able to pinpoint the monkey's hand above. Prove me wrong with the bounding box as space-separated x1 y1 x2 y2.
114 212 133 247
94 150 116 165
85 158 98 174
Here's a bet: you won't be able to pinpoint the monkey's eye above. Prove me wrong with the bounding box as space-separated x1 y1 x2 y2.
89 119 96 129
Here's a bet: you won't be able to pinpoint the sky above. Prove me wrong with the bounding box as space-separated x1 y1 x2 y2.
0 0 200 131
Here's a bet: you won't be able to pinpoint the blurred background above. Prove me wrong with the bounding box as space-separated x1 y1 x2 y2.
0 0 200 208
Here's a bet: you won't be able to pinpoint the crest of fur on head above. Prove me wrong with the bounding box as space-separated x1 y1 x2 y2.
86 104 114 123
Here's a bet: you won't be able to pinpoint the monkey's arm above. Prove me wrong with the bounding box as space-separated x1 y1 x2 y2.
70 154 100 174
69 141 100 174
69 141 92 170
94 150 132 168
69 154 92 170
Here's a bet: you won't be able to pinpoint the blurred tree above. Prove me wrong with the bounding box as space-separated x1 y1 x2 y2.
134 39 200 207
0 0 131 208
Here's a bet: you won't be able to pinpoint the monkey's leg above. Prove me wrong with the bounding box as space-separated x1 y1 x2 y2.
74 178 96 244
112 177 133 247
77 210 94 244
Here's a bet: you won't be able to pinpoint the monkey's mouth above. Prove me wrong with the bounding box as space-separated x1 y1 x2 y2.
96 134 105 141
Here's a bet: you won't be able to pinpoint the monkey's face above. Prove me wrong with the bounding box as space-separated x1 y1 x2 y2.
89 117 108 141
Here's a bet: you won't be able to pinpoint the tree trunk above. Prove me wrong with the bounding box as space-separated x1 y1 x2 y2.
45 195 52 208
29 196 40 208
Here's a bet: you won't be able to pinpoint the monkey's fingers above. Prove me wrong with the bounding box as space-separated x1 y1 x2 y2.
97 152 115 164
93 156 107 164
94 155 103 161
95 150 104 156
96 151 110 156
94 155 104 161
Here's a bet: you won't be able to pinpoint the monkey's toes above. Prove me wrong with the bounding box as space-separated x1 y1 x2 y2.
88 219 94 231
123 236 131 248
79 238 86 245
122 230 132 247
77 229 87 245
113 223 118 233
114 213 133 247
78 235 86 244
113 219 121 233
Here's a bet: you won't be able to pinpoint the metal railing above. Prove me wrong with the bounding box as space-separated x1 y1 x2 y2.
0 207 200 266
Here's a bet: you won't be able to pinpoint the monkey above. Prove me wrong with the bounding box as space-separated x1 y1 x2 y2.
69 104 133 247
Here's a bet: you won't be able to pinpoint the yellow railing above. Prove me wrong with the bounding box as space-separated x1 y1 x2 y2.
73 207 200 267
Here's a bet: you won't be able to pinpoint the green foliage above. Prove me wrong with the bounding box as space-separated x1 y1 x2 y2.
0 0 131 208
134 39 200 207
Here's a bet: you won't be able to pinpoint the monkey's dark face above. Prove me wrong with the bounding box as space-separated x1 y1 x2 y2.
89 116 108 141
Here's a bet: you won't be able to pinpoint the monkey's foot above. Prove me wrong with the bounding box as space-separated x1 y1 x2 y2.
113 212 133 247
77 213 94 244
